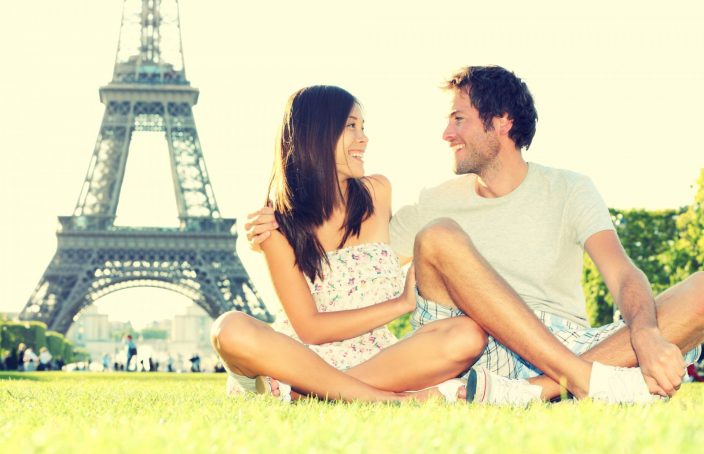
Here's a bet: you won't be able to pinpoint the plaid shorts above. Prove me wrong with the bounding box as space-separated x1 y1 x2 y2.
412 289 703 380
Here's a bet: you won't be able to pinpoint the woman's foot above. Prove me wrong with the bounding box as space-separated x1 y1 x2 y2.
225 370 256 396
255 376 292 403
224 371 293 402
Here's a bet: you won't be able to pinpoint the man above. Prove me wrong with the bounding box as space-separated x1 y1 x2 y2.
124 334 138 372
248 66 703 403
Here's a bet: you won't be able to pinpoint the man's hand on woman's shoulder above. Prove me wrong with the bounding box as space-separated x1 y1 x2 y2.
245 206 278 252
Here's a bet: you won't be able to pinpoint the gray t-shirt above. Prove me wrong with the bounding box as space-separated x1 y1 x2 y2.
390 163 614 327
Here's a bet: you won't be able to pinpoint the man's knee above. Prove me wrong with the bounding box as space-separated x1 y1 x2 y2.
210 311 261 359
689 271 704 316
414 217 472 262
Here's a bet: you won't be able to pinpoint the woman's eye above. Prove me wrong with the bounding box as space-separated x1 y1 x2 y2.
347 123 356 128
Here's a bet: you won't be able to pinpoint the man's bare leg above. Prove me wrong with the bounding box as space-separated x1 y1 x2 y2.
413 218 595 397
530 272 704 399
211 311 405 402
344 316 488 391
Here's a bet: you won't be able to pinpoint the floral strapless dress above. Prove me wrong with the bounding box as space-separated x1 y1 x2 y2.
273 242 403 370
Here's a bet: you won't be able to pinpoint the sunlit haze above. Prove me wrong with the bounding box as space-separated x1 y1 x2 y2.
1 0 702 329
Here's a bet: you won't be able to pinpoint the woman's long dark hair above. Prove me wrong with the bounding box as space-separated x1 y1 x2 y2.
267 86 374 282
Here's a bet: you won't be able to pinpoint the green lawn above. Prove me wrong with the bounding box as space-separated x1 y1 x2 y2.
1 372 703 453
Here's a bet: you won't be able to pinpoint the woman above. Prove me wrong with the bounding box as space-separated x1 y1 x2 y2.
211 86 484 402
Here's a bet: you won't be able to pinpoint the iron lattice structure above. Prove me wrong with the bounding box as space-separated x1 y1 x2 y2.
20 0 272 334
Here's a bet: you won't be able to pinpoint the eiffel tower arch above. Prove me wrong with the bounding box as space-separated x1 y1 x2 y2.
20 0 272 334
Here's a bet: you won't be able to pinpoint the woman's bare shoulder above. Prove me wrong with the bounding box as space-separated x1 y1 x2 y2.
362 174 392 200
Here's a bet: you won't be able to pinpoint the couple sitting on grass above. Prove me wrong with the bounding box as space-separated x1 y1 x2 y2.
211 65 703 405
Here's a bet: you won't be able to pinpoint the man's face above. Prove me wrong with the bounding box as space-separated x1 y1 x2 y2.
442 90 500 176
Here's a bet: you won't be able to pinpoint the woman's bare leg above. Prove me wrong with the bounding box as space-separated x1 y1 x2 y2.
345 316 487 391
211 311 404 402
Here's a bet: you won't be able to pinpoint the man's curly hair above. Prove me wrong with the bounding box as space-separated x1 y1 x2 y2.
445 66 538 150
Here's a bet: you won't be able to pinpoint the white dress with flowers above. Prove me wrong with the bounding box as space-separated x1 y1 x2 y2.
273 242 403 371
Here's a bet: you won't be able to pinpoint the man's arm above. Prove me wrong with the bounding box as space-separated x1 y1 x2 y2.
585 230 686 396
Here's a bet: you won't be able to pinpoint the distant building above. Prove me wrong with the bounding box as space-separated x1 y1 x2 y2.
172 305 212 346
147 319 172 333
110 320 135 338
66 305 110 345
36 303 216 371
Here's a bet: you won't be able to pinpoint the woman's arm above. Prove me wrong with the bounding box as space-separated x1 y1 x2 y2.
262 231 415 345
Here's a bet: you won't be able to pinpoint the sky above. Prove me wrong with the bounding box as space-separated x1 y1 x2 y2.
0 0 702 329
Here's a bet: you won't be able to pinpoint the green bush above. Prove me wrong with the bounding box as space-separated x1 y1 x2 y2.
140 328 168 340
1 322 29 351
0 322 86 365
387 313 412 339
72 347 91 362
63 340 76 363
1 323 18 351
0 322 5 345
22 321 48 351
46 331 66 359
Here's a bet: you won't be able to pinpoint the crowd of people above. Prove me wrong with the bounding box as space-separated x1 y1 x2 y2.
0 335 217 373
1 343 64 371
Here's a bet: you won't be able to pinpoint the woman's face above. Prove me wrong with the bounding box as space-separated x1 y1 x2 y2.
334 104 368 181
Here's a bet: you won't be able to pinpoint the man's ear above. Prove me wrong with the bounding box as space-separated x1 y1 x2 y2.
494 113 513 136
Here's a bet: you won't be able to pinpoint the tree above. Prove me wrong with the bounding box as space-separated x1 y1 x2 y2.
663 169 704 284
140 328 168 340
584 169 703 326
584 208 681 326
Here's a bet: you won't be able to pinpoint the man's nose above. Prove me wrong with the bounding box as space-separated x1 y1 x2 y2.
442 123 454 142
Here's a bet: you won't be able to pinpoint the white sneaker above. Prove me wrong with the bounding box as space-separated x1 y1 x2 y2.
436 378 466 403
588 362 657 404
225 370 256 396
466 366 542 406
225 371 292 403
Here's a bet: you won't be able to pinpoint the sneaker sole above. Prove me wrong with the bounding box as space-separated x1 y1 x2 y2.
466 369 478 402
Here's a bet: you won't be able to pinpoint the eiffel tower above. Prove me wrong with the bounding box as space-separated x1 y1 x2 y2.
19 0 272 334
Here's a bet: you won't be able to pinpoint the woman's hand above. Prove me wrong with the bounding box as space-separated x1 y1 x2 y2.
399 264 417 313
